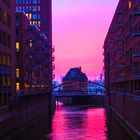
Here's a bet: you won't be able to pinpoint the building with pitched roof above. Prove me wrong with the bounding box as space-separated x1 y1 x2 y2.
62 67 88 92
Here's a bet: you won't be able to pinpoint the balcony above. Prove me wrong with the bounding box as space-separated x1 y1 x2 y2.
52 55 55 62
132 32 140 37
52 72 55 79
116 9 124 15
117 77 125 82
116 36 125 41
117 64 125 68
133 73 140 78
52 47 55 53
116 23 124 28
52 63 55 70
116 47 124 54
133 52 140 57
132 11 140 16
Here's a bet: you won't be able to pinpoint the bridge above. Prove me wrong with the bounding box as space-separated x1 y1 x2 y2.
52 81 105 105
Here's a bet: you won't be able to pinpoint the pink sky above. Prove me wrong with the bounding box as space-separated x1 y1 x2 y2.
52 0 119 82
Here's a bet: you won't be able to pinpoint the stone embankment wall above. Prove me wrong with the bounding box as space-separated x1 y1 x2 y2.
0 93 55 139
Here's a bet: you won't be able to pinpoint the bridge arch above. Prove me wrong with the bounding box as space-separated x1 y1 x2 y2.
52 81 105 92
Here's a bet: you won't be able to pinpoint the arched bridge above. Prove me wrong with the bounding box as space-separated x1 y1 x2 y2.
52 81 105 96
52 81 105 105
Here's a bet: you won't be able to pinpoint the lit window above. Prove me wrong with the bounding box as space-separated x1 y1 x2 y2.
128 1 132 9
33 6 37 11
32 13 37 19
38 6 40 11
16 69 20 78
16 83 20 92
38 14 40 19
38 21 40 27
16 42 19 52
29 13 32 18
30 40 32 47
30 21 32 25
33 21 37 25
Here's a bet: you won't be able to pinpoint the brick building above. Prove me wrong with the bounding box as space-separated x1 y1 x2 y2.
16 12 54 93
62 67 88 92
104 0 140 136
16 0 54 91
0 1 16 104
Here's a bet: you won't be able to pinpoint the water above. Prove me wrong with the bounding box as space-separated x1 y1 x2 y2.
44 105 133 140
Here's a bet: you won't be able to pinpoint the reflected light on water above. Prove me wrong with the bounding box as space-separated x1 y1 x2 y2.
48 106 107 140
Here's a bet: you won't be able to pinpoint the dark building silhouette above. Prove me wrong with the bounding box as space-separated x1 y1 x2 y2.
62 67 88 92
104 0 140 136
0 1 16 104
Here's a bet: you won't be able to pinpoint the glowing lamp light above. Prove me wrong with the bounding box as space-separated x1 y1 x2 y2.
128 1 132 9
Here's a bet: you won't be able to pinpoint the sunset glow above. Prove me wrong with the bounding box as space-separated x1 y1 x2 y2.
52 0 119 82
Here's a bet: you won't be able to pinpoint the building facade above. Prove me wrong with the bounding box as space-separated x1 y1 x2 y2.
104 0 140 136
16 12 54 93
0 1 16 104
16 12 30 93
16 0 52 41
62 67 88 92
16 0 54 92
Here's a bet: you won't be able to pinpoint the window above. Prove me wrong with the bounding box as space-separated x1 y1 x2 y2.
33 21 37 25
16 69 20 78
29 13 32 18
30 40 32 47
0 53 1 64
7 76 11 86
38 6 40 11
33 6 37 11
16 42 19 52
7 55 10 66
16 83 20 92
2 76 6 86
38 21 40 27
3 53 6 65
128 1 132 9
38 14 40 19
32 13 37 19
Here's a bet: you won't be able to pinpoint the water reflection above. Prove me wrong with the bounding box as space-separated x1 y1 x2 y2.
47 105 107 140
46 105 133 140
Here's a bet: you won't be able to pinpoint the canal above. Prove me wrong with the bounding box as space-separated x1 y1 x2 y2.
15 104 134 140
43 104 133 140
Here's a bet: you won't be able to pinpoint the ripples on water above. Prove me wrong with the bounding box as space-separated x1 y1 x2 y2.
47 105 107 140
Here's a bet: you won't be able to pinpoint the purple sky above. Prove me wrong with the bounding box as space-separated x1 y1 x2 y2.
52 0 119 82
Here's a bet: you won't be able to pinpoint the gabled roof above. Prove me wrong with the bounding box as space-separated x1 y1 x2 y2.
63 67 88 81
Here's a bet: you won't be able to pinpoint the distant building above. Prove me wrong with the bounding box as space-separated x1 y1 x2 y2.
62 67 88 92
0 1 16 104
16 12 53 94
104 0 140 136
